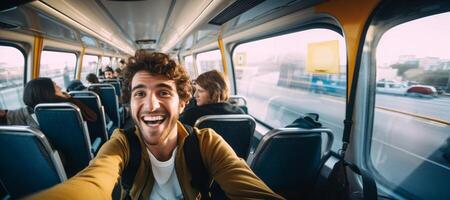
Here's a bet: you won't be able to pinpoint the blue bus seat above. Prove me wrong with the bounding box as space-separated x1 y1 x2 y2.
70 91 109 144
248 128 333 199
194 114 256 159
247 128 333 199
0 126 66 199
88 83 122 129
100 78 122 97
34 103 96 178
228 95 248 114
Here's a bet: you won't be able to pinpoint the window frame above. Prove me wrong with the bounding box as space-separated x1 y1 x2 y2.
80 54 100 78
358 1 450 199
229 24 345 130
40 49 79 79
194 49 223 75
183 54 196 78
0 41 27 86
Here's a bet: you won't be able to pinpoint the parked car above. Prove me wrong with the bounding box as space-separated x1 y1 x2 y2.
376 81 408 95
406 85 438 98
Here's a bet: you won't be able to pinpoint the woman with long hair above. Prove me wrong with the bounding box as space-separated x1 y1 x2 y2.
0 77 96 128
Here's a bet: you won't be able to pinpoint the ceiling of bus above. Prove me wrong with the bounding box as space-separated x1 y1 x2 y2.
97 0 173 50
97 0 235 52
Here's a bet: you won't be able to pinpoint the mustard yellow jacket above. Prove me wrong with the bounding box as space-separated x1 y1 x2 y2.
28 121 284 200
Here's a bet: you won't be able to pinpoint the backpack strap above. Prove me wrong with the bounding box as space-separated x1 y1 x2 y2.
121 127 141 200
183 124 211 200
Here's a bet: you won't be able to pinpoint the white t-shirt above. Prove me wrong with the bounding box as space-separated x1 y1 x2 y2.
147 148 183 200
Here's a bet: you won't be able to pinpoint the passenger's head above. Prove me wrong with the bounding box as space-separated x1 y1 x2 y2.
123 52 191 146
66 80 86 92
119 59 126 67
114 68 122 78
104 66 114 79
23 77 68 109
86 73 99 84
194 70 229 106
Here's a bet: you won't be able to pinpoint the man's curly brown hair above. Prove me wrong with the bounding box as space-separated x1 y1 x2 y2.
122 52 192 104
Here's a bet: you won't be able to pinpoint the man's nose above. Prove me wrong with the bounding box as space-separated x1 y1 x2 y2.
144 93 160 111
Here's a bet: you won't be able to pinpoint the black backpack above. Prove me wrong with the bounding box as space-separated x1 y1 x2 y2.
119 124 214 200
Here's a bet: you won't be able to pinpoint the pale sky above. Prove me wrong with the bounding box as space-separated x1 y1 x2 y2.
234 28 347 66
376 12 450 65
0 46 24 68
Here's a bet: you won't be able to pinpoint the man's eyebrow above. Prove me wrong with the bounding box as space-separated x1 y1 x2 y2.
131 84 146 92
156 83 175 90
131 82 175 92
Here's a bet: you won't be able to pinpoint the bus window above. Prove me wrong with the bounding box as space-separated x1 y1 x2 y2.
372 12 450 199
40 50 77 90
0 45 25 109
101 56 111 68
80 55 99 84
184 55 196 79
196 50 223 75
233 28 347 150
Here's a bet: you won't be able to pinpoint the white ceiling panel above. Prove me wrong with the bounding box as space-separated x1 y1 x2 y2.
98 0 172 45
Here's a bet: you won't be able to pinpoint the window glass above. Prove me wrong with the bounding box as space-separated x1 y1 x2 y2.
110 57 118 69
233 29 347 150
0 46 25 109
40 50 76 91
184 55 196 79
196 50 223 75
372 12 450 199
101 56 111 68
80 55 99 85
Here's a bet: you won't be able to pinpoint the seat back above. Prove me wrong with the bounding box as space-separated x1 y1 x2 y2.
88 83 121 128
228 95 248 114
35 103 93 177
70 91 109 143
0 126 66 199
248 128 333 199
100 79 122 97
195 114 256 159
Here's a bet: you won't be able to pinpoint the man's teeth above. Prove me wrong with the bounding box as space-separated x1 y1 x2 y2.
143 116 164 121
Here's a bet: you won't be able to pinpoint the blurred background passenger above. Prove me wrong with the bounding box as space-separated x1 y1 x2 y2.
86 73 100 84
104 66 114 79
180 70 244 126
66 80 87 92
114 68 123 79
119 59 126 69
0 77 97 129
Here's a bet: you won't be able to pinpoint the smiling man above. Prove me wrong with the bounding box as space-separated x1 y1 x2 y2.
28 52 284 200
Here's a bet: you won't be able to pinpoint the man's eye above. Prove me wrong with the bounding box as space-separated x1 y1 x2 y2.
160 90 171 97
134 91 145 97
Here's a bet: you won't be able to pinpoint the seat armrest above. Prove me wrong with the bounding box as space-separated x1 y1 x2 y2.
91 137 102 154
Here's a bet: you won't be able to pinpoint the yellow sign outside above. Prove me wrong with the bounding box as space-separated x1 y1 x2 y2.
306 40 340 74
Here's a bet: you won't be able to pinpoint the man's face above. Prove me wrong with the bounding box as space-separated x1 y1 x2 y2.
130 71 185 146
105 71 114 79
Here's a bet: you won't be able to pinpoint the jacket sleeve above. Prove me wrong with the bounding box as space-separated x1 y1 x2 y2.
5 108 28 126
26 129 129 200
198 128 285 200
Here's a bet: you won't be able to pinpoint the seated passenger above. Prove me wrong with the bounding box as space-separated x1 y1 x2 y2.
0 77 97 129
179 70 245 126
114 67 123 79
104 66 114 79
66 80 86 92
86 73 99 84
27 52 283 200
